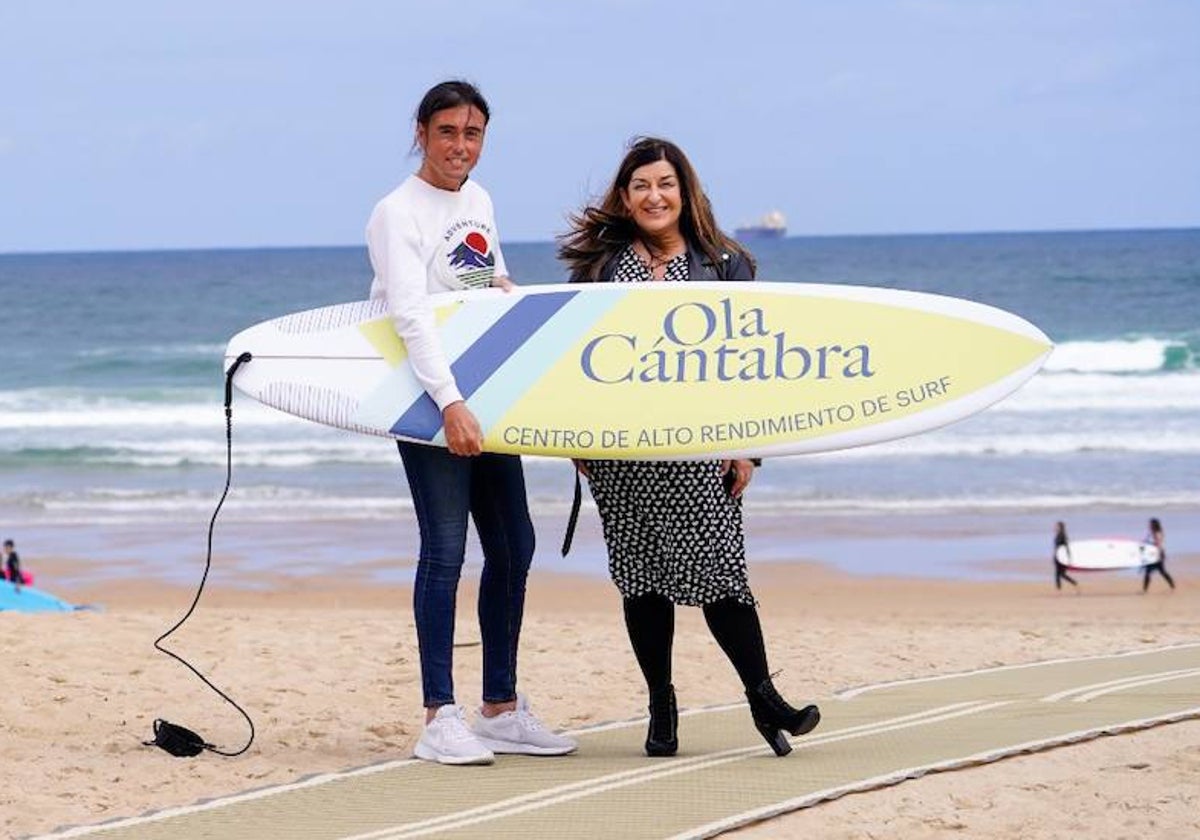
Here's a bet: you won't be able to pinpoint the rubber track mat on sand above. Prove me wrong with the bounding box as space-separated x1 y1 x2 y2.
40 643 1200 840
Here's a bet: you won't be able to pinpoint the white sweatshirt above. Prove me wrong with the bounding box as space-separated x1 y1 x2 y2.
367 175 508 411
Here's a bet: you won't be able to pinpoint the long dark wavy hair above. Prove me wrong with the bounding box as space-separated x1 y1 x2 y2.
557 137 752 280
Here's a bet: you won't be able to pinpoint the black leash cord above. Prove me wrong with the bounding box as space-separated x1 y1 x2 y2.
561 470 582 556
147 351 254 757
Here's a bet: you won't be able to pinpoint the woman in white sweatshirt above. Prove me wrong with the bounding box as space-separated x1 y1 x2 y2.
367 80 575 765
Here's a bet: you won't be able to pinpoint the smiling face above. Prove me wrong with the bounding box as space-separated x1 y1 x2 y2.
416 104 487 191
620 159 684 239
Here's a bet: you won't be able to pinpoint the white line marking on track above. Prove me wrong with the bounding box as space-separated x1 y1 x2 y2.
836 641 1200 699
1040 667 1200 703
1073 668 1200 703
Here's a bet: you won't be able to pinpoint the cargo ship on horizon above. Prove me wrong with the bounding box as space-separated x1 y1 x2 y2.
734 210 786 241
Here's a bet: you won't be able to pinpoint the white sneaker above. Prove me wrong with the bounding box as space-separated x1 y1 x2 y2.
414 705 495 765
472 694 578 756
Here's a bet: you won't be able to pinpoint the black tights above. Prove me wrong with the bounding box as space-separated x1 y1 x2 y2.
622 592 769 693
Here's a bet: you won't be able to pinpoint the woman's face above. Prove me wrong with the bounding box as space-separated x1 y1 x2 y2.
620 159 683 238
416 104 487 191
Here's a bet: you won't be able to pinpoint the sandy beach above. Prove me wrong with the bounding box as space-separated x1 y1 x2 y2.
2 541 1198 840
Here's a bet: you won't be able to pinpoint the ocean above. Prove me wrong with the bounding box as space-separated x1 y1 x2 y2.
2 229 1197 583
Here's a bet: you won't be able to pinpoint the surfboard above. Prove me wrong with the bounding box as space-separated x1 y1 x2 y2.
0 584 75 613
224 281 1052 459
1056 539 1161 571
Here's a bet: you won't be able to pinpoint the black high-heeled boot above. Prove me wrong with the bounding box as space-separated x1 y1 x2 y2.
745 678 820 757
645 684 678 757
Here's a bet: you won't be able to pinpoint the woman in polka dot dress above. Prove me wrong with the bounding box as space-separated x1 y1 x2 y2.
558 137 820 757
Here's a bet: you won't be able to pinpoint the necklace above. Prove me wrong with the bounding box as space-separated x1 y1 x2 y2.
635 240 683 272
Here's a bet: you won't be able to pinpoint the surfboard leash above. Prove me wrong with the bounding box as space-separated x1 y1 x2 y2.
561 471 582 556
145 351 256 758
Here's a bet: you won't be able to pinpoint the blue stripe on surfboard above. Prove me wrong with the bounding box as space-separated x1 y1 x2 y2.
353 294 522 434
391 291 579 441
447 287 626 443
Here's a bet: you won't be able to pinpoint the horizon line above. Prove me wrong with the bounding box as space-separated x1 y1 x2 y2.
2 223 1198 259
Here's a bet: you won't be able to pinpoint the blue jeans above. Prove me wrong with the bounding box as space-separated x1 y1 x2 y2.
397 441 535 708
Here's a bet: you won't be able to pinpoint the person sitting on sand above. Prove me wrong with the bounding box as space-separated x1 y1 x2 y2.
1142 517 1176 593
3 539 22 593
557 137 820 758
1052 522 1078 591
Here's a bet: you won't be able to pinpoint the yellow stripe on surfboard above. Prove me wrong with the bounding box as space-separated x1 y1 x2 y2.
357 303 463 367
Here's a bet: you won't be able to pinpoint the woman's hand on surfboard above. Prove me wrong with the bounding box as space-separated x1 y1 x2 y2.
443 402 484 456
721 459 754 498
491 275 516 292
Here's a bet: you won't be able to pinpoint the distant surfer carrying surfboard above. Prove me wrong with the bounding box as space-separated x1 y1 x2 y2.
1142 518 1176 593
366 80 575 765
1052 522 1078 591
558 137 820 757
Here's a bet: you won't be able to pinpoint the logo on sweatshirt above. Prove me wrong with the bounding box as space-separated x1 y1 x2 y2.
445 223 497 289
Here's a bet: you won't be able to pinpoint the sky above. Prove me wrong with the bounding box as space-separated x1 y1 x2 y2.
2 1 1198 253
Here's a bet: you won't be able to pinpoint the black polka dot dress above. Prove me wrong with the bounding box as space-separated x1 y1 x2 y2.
584 246 755 607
